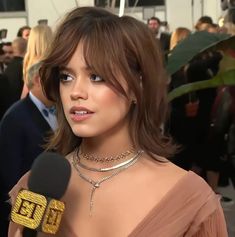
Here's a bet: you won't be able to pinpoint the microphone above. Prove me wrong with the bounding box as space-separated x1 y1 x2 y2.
10 152 71 236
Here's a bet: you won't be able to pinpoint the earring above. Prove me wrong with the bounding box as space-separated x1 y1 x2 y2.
132 99 137 105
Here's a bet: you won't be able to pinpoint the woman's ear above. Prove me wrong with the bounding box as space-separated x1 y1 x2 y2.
130 91 137 105
34 74 41 87
132 99 137 105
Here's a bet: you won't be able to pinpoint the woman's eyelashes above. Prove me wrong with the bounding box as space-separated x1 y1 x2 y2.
59 71 104 83
59 72 73 83
90 74 104 82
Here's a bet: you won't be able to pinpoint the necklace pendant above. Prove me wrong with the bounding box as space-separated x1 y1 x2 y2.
72 150 143 217
94 183 100 188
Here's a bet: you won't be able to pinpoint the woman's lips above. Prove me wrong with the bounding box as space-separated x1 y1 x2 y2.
70 106 94 122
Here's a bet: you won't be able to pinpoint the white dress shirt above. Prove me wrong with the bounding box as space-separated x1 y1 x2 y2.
29 92 57 131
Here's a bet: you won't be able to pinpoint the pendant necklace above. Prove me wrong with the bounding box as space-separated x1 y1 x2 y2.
72 150 143 215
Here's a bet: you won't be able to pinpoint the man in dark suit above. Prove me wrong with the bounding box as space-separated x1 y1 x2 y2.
0 62 57 236
2 42 14 70
147 16 171 55
0 74 11 120
3 37 27 105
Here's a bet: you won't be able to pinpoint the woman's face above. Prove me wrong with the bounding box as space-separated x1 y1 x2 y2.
59 42 133 139
22 29 31 40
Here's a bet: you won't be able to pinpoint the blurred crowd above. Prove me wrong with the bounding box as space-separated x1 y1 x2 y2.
0 23 56 236
147 14 235 205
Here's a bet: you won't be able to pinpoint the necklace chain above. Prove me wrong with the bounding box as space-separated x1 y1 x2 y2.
72 150 143 215
80 148 135 163
74 150 142 172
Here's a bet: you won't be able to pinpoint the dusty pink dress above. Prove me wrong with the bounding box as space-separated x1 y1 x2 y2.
9 171 228 237
128 171 228 237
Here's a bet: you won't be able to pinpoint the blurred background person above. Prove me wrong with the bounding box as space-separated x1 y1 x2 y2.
195 15 213 31
205 86 235 200
224 21 235 35
3 37 27 106
207 23 220 33
2 42 13 71
169 27 191 51
17 25 31 40
0 43 5 74
168 51 223 171
147 16 171 55
196 22 220 33
194 15 220 33
21 25 53 98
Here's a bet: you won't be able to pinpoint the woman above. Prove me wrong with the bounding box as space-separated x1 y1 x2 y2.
169 27 191 50
17 26 31 40
9 7 227 237
20 24 53 98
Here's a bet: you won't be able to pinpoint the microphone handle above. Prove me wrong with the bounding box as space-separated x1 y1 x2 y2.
22 228 37 237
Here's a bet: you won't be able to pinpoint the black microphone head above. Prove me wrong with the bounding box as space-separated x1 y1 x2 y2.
28 152 71 199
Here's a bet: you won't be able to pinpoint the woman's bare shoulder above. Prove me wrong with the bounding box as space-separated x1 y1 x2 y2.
139 154 188 191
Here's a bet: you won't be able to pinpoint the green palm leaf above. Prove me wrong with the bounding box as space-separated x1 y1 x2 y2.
166 31 234 75
168 69 235 102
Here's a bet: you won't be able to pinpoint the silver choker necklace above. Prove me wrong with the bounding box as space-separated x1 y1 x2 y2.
74 150 142 172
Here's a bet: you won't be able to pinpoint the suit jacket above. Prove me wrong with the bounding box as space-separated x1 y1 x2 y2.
0 74 11 120
3 56 24 104
0 95 53 224
159 32 171 53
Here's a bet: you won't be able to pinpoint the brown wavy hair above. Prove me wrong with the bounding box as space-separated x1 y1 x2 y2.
40 7 177 159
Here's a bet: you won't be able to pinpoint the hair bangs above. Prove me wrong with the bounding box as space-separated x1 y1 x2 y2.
81 21 129 97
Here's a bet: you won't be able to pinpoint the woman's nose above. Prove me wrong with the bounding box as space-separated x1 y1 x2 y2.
70 77 88 100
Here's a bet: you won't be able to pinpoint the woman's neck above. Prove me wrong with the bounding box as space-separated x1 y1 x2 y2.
81 122 135 157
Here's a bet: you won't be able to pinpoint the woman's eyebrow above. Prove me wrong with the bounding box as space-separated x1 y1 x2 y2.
59 66 74 74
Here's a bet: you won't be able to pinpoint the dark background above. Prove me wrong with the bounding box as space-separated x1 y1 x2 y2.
0 0 25 11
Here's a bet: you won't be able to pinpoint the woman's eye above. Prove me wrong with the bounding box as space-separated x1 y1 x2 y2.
59 73 73 82
90 74 104 82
